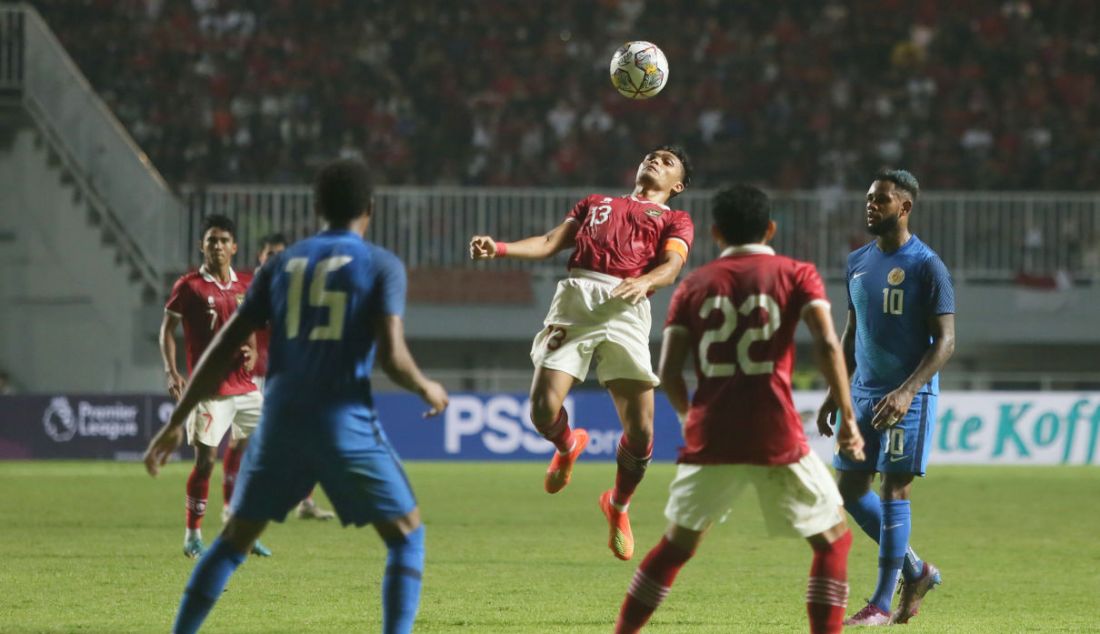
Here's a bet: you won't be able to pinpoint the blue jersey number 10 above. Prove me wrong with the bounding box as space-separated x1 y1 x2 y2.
882 288 904 315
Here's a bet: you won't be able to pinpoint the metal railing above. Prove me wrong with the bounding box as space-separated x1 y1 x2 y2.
1 4 185 287
183 186 1100 282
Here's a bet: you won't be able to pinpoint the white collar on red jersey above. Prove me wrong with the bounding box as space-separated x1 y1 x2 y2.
628 195 670 210
199 264 238 290
720 244 775 257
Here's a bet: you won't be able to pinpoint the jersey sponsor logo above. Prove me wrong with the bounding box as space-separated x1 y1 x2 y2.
852 271 867 279
42 397 139 442
888 267 906 285
644 208 663 217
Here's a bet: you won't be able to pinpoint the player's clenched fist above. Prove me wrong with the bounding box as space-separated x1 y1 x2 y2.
469 236 499 260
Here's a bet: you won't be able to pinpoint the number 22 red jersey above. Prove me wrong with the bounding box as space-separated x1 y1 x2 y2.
165 265 256 396
665 245 830 465
565 194 694 279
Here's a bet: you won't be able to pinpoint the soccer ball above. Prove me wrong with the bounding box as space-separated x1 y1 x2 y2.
609 41 669 99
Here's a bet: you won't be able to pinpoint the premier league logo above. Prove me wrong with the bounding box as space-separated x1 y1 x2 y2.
43 397 77 442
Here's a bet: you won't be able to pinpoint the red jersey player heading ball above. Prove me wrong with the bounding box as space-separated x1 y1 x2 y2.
469 146 694 562
615 184 864 634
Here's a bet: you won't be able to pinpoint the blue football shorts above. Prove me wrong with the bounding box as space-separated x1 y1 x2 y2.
833 393 936 476
230 408 417 527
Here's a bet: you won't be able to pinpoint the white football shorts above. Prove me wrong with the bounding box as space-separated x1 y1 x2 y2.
664 451 844 538
530 269 659 386
186 390 263 447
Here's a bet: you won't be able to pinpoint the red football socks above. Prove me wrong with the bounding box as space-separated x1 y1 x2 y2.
616 537 695 633
185 466 211 530
612 436 653 507
222 444 244 507
806 530 852 634
542 408 574 454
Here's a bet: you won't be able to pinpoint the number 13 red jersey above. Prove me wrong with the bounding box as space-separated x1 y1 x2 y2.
565 194 694 279
665 245 829 465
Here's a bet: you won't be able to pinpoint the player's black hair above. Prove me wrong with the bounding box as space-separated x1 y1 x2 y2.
314 158 373 225
712 184 771 245
651 144 693 192
259 232 288 249
874 169 920 202
200 214 236 241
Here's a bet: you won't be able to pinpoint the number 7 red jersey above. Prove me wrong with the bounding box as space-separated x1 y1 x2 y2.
165 265 256 396
665 245 830 465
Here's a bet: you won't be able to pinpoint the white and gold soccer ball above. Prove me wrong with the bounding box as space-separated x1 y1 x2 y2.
609 41 669 99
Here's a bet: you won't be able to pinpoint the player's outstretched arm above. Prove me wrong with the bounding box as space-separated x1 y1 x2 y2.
376 315 448 417
469 220 578 261
871 313 955 430
658 326 691 426
803 304 864 462
159 312 186 402
145 312 257 476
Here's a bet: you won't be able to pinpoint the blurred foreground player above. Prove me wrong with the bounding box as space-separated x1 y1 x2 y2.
160 214 271 558
616 185 865 634
469 146 695 561
145 158 449 634
817 170 954 625
223 232 335 521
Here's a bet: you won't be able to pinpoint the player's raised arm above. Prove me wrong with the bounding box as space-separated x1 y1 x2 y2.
159 311 186 402
144 312 257 476
469 219 578 261
803 303 864 461
376 315 448 417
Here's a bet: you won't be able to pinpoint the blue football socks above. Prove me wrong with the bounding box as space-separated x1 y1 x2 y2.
173 536 247 634
846 490 925 583
870 500 911 612
382 525 425 634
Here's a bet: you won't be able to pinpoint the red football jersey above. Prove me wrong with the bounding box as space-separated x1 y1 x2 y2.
665 245 830 465
565 194 694 279
165 265 256 396
253 326 271 378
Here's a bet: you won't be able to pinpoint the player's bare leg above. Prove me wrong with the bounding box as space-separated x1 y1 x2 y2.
806 519 854 634
600 379 654 560
616 522 703 633
373 508 426 634
530 367 588 493
184 444 218 558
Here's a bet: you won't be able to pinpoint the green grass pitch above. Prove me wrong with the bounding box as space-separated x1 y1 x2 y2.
1 461 1098 632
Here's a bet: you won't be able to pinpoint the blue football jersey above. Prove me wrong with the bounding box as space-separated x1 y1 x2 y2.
846 235 954 397
238 229 406 410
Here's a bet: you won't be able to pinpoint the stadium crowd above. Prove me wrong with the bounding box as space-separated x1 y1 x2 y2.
32 0 1100 191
